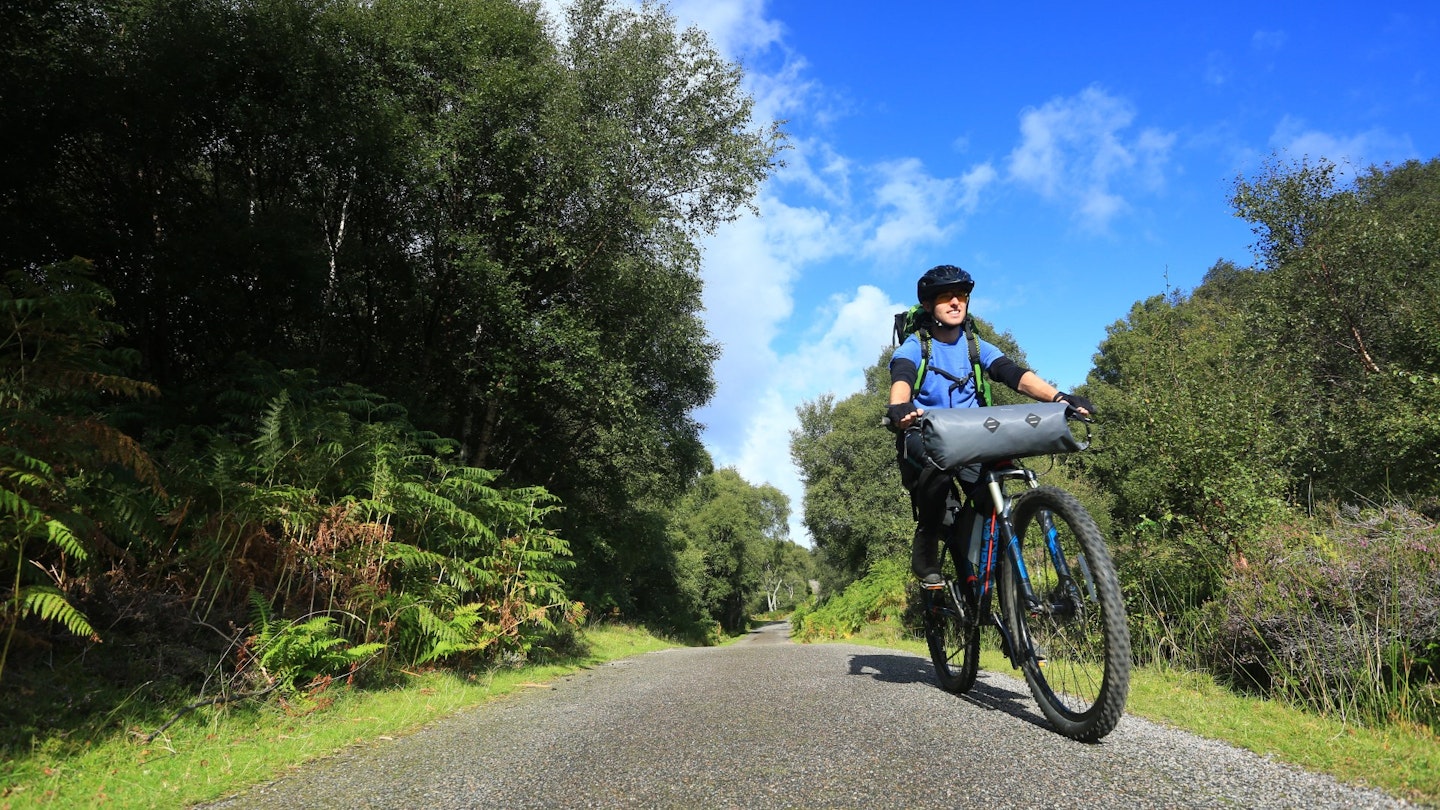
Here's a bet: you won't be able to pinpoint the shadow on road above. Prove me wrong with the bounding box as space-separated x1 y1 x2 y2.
954 677 1056 735
846 653 1055 734
846 653 935 685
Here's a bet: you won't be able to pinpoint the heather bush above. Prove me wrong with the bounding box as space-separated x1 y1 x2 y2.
1207 503 1440 729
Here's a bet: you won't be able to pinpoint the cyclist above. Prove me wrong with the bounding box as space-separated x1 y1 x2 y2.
887 264 1093 587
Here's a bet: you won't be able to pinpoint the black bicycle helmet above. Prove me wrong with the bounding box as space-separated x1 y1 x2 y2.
915 264 974 303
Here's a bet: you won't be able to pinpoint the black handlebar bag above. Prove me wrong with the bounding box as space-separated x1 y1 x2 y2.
916 402 1085 471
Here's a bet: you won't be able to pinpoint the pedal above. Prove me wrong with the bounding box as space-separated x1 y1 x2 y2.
920 580 946 591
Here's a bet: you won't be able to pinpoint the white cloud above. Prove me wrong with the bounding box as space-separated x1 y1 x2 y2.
538 0 1011 544
719 284 903 543
1006 85 1176 231
535 0 781 64
1268 116 1417 176
1204 50 1231 87
670 0 782 59
1251 29 1288 52
776 136 854 207
861 158 996 261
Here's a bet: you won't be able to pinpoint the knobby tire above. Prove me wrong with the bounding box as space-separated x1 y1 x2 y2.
1002 486 1131 741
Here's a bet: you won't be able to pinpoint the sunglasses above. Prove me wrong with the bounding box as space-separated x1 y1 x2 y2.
930 289 970 304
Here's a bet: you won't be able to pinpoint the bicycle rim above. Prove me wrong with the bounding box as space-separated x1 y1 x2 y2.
925 544 979 694
1005 486 1131 741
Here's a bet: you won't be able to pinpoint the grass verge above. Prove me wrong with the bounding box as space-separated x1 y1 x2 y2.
814 621 1440 807
0 624 679 809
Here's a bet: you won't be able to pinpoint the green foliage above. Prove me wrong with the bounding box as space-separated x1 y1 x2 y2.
1205 503 1440 730
666 467 791 633
0 0 781 640
158 367 580 672
758 536 815 614
245 592 383 692
1 260 159 681
1230 157 1440 498
790 353 911 593
790 557 910 641
15 585 95 639
1081 157 1440 730
1083 281 1292 562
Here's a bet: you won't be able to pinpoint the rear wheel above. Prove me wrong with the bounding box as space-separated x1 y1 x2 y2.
925 538 980 693
1002 486 1130 741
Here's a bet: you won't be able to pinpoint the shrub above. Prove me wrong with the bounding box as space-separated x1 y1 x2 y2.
1 261 161 683
791 557 910 641
1207 503 1440 729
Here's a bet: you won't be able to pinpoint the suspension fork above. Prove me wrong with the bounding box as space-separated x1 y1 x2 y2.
1022 480 1092 617
986 467 1040 602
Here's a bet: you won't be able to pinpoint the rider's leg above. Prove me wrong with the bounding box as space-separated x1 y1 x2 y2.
909 468 951 586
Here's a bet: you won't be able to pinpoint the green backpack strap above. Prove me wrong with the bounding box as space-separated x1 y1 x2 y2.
965 316 992 407
917 330 932 394
893 307 934 395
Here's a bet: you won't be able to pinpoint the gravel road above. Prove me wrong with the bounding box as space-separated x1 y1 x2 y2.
207 621 1412 809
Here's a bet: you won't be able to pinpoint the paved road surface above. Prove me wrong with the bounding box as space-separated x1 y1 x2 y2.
207 621 1411 809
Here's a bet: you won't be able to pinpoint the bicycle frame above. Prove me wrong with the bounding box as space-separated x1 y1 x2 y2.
938 461 1081 670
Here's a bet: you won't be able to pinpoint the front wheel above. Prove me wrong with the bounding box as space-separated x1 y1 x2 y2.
1002 486 1130 741
924 540 980 693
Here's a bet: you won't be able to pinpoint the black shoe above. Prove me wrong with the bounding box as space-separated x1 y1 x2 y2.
911 530 941 584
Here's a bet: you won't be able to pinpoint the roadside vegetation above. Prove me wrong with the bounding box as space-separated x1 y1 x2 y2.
2 0 1437 807
0 623 680 809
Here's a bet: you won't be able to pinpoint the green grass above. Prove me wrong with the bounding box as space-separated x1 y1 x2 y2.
1125 664 1439 806
0 624 679 809
810 623 1440 808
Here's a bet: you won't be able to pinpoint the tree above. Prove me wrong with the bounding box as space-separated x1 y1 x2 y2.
1079 273 1295 626
667 468 789 632
0 0 783 629
759 538 813 613
1 260 161 680
1231 157 1440 498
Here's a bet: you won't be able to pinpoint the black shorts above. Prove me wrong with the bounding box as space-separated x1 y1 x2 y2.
896 431 979 535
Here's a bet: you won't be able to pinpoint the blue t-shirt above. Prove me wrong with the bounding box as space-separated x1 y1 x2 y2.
890 331 1005 410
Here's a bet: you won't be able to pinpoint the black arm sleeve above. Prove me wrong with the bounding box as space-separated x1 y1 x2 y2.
987 356 1029 391
890 357 918 388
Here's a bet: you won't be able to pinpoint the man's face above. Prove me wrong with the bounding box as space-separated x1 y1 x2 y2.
926 287 969 327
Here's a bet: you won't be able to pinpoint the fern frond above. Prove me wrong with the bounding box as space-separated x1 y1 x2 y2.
248 590 274 629
380 541 449 570
0 488 47 526
344 641 386 661
45 518 86 559
0 448 55 479
253 389 295 470
72 417 165 492
56 370 159 400
18 585 95 638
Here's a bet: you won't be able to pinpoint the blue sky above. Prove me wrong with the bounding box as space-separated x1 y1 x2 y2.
549 1 1439 543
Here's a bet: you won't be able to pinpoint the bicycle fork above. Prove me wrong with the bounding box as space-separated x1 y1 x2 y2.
982 467 1080 669
1003 474 1091 626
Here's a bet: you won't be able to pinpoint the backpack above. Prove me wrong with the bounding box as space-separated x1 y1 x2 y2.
892 305 992 407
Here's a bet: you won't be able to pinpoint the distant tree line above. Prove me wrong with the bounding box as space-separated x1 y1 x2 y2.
792 157 1440 732
1 0 805 694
